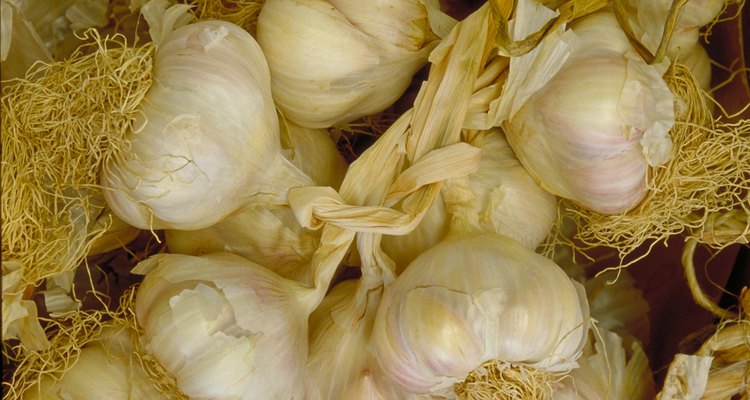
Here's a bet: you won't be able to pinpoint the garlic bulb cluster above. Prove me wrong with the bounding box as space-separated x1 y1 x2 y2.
381 129 557 270
133 252 314 399
23 325 165 400
370 233 589 397
102 17 313 231
165 121 347 282
256 0 441 128
501 11 675 214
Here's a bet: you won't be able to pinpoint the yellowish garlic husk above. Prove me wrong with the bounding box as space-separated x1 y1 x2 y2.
22 324 166 400
165 119 346 283
133 252 313 399
370 233 590 397
256 0 437 128
552 329 655 400
584 270 651 345
503 11 675 214
623 0 726 55
102 17 313 231
381 129 556 271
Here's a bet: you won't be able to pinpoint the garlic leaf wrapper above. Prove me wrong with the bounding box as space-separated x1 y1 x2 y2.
500 11 675 214
381 130 556 270
102 19 313 230
22 325 166 400
256 0 439 128
552 329 655 400
370 233 589 397
133 252 313 399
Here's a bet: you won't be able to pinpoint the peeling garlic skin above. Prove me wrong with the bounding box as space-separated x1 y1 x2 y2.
102 20 283 230
369 234 589 397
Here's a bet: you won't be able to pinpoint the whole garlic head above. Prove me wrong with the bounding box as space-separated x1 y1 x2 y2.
133 252 312 399
503 11 675 214
102 19 311 230
256 0 438 128
369 234 590 397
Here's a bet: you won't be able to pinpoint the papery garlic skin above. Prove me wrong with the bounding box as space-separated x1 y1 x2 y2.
133 252 310 399
552 329 655 400
381 130 556 270
623 0 721 89
504 12 675 214
370 234 589 397
257 0 435 128
23 325 166 400
102 20 311 230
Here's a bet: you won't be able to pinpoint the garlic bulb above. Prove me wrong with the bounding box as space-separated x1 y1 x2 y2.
306 279 382 400
381 129 556 270
623 0 721 89
102 18 313 230
256 0 439 128
280 120 349 190
501 11 675 214
23 324 166 400
552 329 655 400
369 233 589 397
133 252 314 399
165 120 346 282
623 0 725 56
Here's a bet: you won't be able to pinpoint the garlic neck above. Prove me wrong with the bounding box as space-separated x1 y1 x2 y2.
243 153 315 208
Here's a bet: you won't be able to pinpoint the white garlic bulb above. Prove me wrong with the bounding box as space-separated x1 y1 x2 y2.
381 129 557 271
502 11 675 214
369 233 590 397
256 0 438 128
133 252 314 399
23 324 166 400
102 18 312 230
